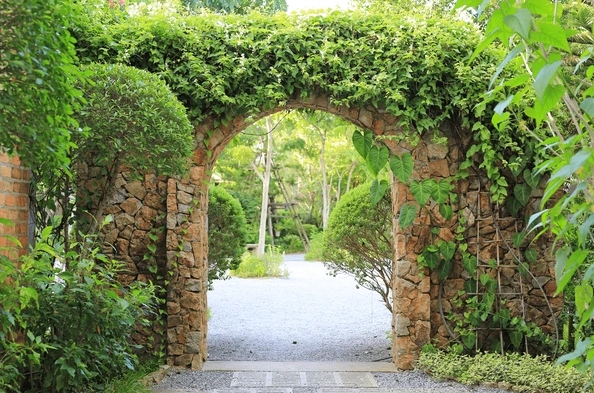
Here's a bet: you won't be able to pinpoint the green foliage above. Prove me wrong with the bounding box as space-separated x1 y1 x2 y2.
75 63 193 177
231 247 287 278
418 347 591 393
73 10 500 142
304 232 325 261
323 183 393 311
182 0 287 14
208 185 248 284
0 0 82 172
455 0 594 378
0 229 156 393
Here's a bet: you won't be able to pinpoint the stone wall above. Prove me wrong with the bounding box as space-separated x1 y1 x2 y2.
0 152 30 258
91 96 562 371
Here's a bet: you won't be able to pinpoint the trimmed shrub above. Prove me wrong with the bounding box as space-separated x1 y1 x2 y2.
322 183 393 311
418 347 591 393
208 186 248 284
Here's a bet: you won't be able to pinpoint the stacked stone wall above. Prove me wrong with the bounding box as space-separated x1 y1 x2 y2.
0 152 30 258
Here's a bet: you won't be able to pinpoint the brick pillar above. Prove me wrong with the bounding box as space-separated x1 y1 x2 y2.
0 152 30 258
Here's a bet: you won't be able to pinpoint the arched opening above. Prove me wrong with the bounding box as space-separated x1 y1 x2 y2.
205 109 393 363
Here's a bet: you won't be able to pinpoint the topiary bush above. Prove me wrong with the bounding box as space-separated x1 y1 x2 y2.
322 182 393 312
418 347 592 393
208 185 248 284
70 62 194 236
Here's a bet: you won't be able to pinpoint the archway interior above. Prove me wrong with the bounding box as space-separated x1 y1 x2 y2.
206 110 393 362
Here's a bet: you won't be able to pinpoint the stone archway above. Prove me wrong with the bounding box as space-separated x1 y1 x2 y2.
76 11 562 371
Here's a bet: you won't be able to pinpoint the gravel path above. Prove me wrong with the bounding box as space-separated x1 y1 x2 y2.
153 254 509 392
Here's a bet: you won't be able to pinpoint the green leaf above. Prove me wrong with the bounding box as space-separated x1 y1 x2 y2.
389 153 414 183
525 84 565 125
368 145 389 176
437 258 453 280
399 202 418 230
506 196 523 216
509 330 523 349
352 130 372 159
514 183 532 206
523 168 540 189
410 179 436 205
556 247 590 294
463 255 478 276
370 179 389 206
504 8 533 40
439 241 456 262
531 22 570 51
524 247 537 263
462 332 476 349
533 60 562 99
524 0 554 16
464 278 477 293
422 248 440 270
550 150 591 180
512 232 526 248
431 179 451 204
580 98 594 117
439 204 453 220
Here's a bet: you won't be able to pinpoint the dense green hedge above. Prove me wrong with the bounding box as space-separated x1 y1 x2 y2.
208 186 248 283
73 11 498 135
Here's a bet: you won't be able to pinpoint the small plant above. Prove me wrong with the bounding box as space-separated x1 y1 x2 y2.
0 227 157 393
231 246 288 278
418 346 591 393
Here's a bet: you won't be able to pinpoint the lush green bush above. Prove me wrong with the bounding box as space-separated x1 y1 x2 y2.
0 0 82 172
276 234 303 253
418 347 591 393
304 232 325 261
0 227 156 393
322 183 393 311
208 185 248 284
231 247 287 278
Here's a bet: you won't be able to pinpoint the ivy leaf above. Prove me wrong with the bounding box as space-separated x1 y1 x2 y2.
504 8 533 40
431 179 451 204
524 247 537 263
464 278 477 294
510 331 523 349
370 179 389 206
463 255 478 276
352 130 372 159
506 196 523 216
439 241 456 262
399 202 418 230
410 179 436 206
436 258 453 280
368 145 389 176
533 60 562 99
462 332 476 349
513 232 526 248
439 204 453 220
389 153 413 183
523 168 540 189
514 183 532 206
422 248 440 270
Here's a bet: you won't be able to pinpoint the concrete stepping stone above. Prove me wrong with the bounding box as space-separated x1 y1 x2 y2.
230 372 377 388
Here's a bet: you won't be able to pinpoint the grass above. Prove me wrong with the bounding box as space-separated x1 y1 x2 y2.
104 358 161 393
231 246 288 278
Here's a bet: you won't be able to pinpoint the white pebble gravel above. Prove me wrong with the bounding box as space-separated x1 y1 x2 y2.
154 254 509 392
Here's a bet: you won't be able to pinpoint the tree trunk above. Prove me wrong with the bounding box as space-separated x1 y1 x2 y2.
257 118 273 257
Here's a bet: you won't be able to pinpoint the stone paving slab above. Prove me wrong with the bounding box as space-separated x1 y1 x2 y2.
204 362 397 373
152 389 473 393
230 372 377 388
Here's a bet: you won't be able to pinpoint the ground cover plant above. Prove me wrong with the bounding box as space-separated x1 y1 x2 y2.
231 247 288 278
418 346 591 393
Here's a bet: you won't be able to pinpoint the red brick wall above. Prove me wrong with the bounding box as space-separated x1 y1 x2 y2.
0 152 30 257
